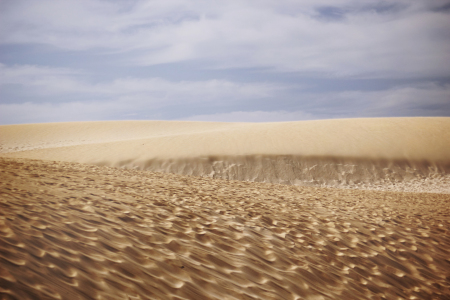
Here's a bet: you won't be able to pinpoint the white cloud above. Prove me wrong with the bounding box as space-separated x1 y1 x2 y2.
0 101 122 124
0 63 283 103
184 83 450 122
0 63 86 95
299 83 450 117
0 63 289 123
1 0 449 78
2 69 447 124
359 83 450 115
1 1 449 124
182 110 317 122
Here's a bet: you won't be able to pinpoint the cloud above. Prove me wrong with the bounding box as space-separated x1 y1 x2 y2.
182 110 317 122
2 64 448 125
0 63 284 104
0 63 289 124
1 0 449 78
359 83 450 116
1 1 449 124
184 83 450 122
298 83 450 117
0 101 122 124
0 63 85 96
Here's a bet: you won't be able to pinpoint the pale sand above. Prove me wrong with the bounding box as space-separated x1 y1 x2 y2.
1 118 450 299
1 158 449 299
1 118 450 160
1 118 450 193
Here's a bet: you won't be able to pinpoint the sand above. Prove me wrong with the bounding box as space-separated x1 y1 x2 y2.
1 117 450 299
1 157 450 299
1 118 450 193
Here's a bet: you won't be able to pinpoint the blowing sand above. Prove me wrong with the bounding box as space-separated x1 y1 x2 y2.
1 117 450 299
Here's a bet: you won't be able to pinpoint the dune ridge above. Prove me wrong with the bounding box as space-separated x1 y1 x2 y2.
115 155 450 194
1 118 450 193
1 118 450 161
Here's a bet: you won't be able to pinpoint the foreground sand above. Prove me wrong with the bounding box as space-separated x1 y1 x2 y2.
1 118 450 193
1 157 450 300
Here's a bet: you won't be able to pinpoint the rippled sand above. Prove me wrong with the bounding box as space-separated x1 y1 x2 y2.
1 157 449 299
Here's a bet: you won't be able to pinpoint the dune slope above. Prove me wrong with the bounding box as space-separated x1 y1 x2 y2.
1 118 450 192
1 157 450 300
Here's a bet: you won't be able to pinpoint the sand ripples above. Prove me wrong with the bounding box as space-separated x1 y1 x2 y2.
1 158 450 299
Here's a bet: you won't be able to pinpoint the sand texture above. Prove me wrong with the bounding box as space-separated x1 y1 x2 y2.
1 157 450 300
1 118 450 193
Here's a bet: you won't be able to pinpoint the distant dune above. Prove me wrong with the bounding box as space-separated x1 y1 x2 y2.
1 117 450 193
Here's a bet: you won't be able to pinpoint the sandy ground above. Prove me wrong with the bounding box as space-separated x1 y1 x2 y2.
1 118 450 299
1 157 450 300
1 118 450 193
1 118 449 160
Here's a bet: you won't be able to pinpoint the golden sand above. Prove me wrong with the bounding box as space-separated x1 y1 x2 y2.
1 118 450 193
1 118 450 299
1 157 449 299
2 118 450 161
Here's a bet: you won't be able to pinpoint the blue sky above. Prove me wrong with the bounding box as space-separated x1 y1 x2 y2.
1 0 449 124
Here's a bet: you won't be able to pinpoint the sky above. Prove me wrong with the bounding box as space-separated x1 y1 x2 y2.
1 0 450 124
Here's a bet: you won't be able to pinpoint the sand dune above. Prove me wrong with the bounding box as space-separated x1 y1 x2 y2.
1 118 450 193
1 118 450 299
1 157 449 299
1 118 450 160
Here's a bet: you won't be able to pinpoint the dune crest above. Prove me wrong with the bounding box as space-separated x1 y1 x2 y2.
1 118 449 193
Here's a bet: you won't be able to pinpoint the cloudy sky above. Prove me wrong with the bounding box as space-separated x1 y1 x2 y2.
1 0 449 124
